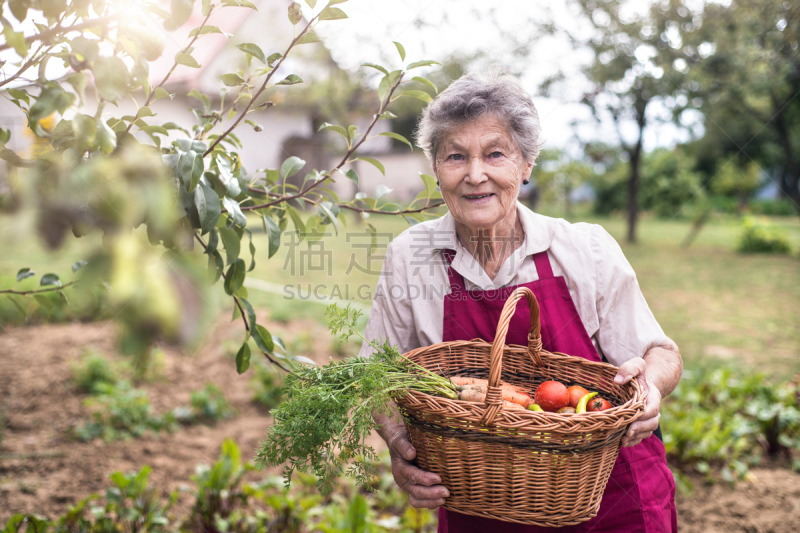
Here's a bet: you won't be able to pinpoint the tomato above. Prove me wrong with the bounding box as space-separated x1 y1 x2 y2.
567 385 590 408
587 397 613 412
534 381 570 412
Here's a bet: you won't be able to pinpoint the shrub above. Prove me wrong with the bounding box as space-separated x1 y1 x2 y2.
736 216 792 254
663 366 800 485
750 198 799 216
71 348 120 394
74 382 175 441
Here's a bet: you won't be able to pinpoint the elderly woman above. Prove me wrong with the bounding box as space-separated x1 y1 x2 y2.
358 71 682 532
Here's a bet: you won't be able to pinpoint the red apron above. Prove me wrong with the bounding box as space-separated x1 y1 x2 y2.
437 249 677 533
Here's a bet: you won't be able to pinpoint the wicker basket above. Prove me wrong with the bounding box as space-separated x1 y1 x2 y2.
395 286 646 527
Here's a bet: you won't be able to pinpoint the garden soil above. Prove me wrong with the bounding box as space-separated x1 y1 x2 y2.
1 319 799 531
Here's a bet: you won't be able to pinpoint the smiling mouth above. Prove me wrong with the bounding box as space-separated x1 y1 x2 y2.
464 193 494 199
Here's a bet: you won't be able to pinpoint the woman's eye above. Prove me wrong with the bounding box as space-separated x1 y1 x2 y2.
448 154 464 161
489 151 504 158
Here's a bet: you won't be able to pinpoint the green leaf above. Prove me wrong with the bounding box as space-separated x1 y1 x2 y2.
240 297 257 331
71 260 88 273
377 111 397 120
9 0 31 22
236 43 266 64
152 87 172 101
406 59 440 69
267 53 282 67
219 227 241 266
377 75 390 103
354 157 385 175
317 201 339 235
189 25 228 37
319 6 347 19
224 258 246 295
221 73 246 86
253 324 274 353
287 206 305 238
262 215 281 259
304 0 316 7
16 268 35 282
194 183 221 234
175 53 201 68
296 31 320 45
397 89 431 103
362 63 388 75
280 156 306 178
208 251 224 283
375 184 392 199
2 25 28 56
392 41 406 61
345 169 358 185
65 73 87 102
93 57 129 101
223 197 247 227
40 273 61 287
318 122 348 139
288 2 302 24
276 74 303 86
235 342 251 374
379 131 412 149
412 76 437 94
7 296 27 319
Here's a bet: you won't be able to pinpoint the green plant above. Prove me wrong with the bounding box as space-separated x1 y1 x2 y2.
74 382 175 441
736 216 792 254
174 383 234 424
662 366 800 485
750 199 799 217
256 303 459 495
250 362 286 410
2 466 175 533
71 347 120 394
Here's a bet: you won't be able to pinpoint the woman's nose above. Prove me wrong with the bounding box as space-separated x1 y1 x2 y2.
464 156 487 184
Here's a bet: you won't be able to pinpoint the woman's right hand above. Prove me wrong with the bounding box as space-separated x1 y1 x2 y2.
378 418 450 509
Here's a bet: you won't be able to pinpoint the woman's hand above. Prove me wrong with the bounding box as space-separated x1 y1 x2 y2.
377 417 450 509
614 357 661 447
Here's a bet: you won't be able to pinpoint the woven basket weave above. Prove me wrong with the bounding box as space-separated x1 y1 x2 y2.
395 286 646 527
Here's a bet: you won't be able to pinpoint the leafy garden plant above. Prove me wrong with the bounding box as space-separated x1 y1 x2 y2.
0 0 444 374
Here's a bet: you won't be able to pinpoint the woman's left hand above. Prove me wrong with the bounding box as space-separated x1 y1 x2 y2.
614 357 661 447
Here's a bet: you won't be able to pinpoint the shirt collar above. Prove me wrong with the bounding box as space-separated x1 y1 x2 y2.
429 201 554 257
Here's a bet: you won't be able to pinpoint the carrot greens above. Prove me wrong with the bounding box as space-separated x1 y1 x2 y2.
255 303 458 495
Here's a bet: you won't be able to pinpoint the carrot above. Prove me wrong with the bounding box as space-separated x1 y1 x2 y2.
458 388 532 409
451 377 529 395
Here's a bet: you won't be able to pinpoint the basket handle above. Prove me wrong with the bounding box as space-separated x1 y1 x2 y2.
480 287 544 426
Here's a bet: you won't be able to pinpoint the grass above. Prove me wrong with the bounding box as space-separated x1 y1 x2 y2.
3 204 799 376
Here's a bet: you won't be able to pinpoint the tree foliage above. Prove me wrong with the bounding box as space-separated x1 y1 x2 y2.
0 0 443 373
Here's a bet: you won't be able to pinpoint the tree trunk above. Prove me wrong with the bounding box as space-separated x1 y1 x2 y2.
627 148 641 243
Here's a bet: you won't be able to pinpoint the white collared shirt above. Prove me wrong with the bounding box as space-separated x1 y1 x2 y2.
357 201 666 366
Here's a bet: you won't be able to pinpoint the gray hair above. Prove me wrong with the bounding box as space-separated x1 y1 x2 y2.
416 70 544 165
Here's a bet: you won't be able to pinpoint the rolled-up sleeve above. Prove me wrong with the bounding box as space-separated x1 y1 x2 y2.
357 240 420 358
591 226 665 366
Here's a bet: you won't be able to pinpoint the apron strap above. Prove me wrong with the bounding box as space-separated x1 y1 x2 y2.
532 250 554 279
440 249 464 291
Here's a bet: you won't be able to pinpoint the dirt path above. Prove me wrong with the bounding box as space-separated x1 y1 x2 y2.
1 320 799 531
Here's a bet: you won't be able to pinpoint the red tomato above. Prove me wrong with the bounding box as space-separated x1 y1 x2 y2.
567 385 590 408
587 397 613 412
534 381 570 412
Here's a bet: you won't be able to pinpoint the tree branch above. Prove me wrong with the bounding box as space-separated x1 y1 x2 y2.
240 75 405 212
246 187 445 215
203 15 319 156
125 5 218 134
0 14 119 53
193 231 290 373
0 281 75 295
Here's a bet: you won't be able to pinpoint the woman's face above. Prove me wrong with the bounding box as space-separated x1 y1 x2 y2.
434 114 534 232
